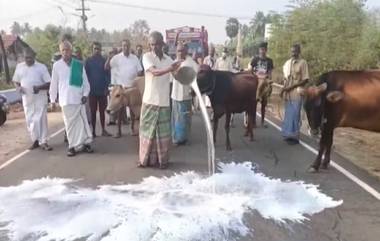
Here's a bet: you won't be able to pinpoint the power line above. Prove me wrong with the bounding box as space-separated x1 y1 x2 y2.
87 0 252 20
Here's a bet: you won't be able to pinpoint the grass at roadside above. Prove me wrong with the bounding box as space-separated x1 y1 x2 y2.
0 81 14 90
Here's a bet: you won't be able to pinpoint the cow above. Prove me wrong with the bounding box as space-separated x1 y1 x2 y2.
300 70 380 173
196 64 258 150
106 77 144 137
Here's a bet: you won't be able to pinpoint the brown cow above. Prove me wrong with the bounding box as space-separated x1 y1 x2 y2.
196 65 258 150
106 77 144 137
300 70 380 172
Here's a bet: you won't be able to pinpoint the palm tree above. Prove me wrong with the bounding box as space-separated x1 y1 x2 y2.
22 23 32 36
225 18 240 40
250 11 267 39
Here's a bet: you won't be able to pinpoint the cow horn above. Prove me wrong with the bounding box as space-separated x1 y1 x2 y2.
326 91 344 103
316 83 327 94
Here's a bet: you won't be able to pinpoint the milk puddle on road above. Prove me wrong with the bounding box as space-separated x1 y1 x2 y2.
0 162 342 241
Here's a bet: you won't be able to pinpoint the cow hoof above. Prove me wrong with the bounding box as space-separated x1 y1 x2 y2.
114 134 121 138
226 146 232 151
308 166 319 173
243 132 249 137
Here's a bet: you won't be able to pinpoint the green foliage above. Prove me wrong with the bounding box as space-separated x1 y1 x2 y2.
237 11 281 58
24 24 61 67
225 18 240 39
268 0 380 79
13 19 151 68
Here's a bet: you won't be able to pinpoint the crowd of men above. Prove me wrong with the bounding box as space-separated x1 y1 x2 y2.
12 30 309 169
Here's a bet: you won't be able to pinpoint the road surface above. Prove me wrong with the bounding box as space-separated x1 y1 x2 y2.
0 89 21 104
0 112 379 241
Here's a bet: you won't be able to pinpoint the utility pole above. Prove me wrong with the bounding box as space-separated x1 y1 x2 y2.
76 0 90 32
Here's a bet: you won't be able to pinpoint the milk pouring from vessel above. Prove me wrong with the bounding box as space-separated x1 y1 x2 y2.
174 66 215 175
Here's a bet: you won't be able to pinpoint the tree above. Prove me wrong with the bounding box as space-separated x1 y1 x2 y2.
250 11 267 39
11 22 22 36
268 0 379 78
0 35 11 83
129 20 150 48
22 23 32 36
225 18 240 40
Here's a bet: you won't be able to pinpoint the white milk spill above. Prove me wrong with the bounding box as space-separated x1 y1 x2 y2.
0 162 342 241
191 80 215 175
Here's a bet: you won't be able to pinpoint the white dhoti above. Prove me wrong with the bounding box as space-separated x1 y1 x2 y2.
62 104 93 149
22 93 48 144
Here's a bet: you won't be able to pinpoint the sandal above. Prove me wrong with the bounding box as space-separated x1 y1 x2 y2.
40 144 53 151
28 140 39 150
67 148 76 157
137 163 146 168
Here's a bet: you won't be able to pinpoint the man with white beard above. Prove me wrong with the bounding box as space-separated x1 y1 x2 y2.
50 41 93 156
13 49 52 151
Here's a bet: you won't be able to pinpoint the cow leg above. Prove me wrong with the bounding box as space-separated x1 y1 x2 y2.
225 112 232 151
321 127 334 169
261 99 268 128
130 111 138 136
247 111 254 141
253 100 258 129
308 126 332 173
244 112 249 137
114 109 122 138
213 118 219 144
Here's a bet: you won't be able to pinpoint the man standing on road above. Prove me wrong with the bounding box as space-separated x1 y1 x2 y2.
202 45 216 109
250 42 274 102
107 39 143 137
215 47 233 72
13 49 52 151
171 43 199 145
139 31 182 169
50 41 93 156
281 44 310 145
203 45 216 69
215 47 235 125
85 42 111 137
136 44 144 73
104 47 118 126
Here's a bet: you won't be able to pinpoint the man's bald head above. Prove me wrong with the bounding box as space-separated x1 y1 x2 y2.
176 42 188 60
209 44 215 56
149 31 164 57
59 40 72 62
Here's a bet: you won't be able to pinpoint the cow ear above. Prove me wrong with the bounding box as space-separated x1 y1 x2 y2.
326 91 344 102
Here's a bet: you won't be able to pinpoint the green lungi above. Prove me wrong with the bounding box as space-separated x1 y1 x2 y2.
139 103 171 167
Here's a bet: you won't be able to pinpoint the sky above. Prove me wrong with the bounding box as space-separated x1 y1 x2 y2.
0 0 379 44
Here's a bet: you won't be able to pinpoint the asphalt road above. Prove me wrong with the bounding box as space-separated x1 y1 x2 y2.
0 112 379 241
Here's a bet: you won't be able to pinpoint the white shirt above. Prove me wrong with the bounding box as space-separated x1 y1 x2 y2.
110 52 143 87
12 61 50 104
142 52 173 107
203 55 216 69
215 57 233 71
50 59 90 106
171 56 199 101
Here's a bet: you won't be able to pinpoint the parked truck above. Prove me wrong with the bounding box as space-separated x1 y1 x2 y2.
165 26 208 59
